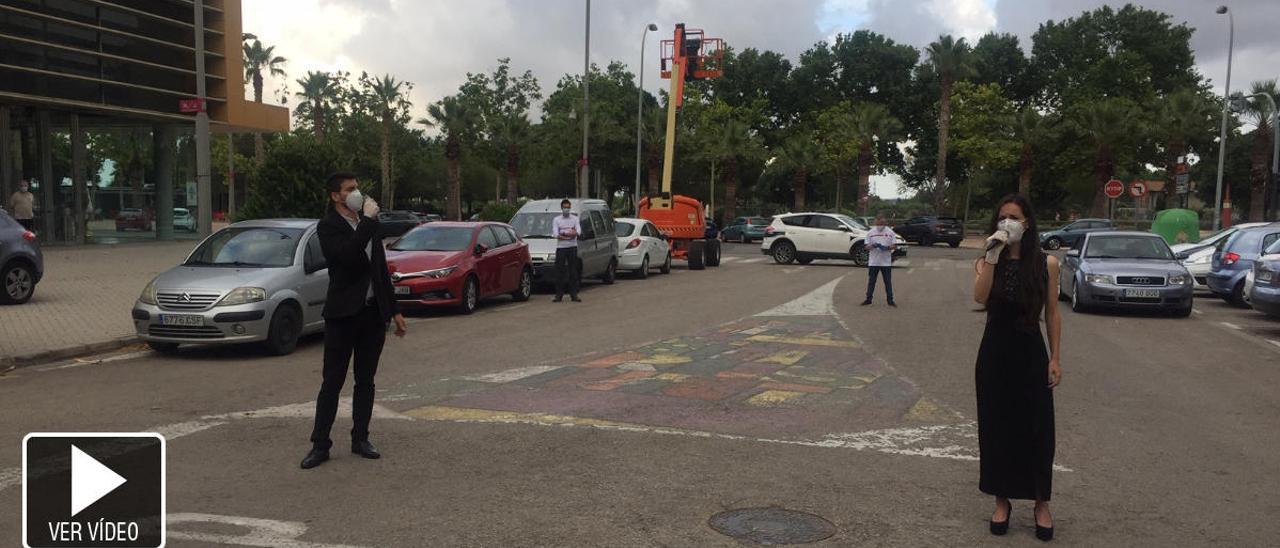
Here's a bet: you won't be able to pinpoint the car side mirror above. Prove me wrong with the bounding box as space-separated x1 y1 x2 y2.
474 244 489 256
1066 249 1080 258
838 225 851 232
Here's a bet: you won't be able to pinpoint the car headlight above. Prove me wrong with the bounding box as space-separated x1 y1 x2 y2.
217 287 266 307
1169 274 1191 286
396 265 458 281
1084 274 1113 284
138 279 158 305
1258 268 1275 283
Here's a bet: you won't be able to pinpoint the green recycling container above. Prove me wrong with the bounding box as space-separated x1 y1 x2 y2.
1151 208 1200 245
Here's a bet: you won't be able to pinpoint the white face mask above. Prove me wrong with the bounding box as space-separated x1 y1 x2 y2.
998 218 1025 244
344 189 365 213
562 208 571 217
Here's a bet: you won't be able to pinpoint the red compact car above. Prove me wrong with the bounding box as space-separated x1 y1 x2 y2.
386 222 533 314
115 208 153 231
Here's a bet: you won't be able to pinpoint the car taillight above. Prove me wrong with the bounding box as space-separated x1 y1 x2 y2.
931 225 942 232
22 231 36 242
627 238 641 249
1222 252 1240 266
766 227 783 236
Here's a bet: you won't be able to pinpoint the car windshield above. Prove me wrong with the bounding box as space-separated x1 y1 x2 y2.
1085 236 1173 260
615 223 637 237
510 212 562 239
185 227 303 267
390 226 474 252
749 218 770 226
835 214 869 230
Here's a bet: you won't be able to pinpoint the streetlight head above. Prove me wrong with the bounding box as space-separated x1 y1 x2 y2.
1216 6 1228 14
648 23 659 31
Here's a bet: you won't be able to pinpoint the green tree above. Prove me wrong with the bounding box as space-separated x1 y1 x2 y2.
971 33 1031 104
240 134 349 220
492 113 531 203
774 135 824 211
1241 80 1279 221
1072 99 1146 216
1012 108 1052 197
294 71 345 143
1154 89 1215 206
695 101 766 223
242 35 286 165
926 35 975 212
421 96 478 221
951 82 1019 221
848 103 903 213
357 73 414 208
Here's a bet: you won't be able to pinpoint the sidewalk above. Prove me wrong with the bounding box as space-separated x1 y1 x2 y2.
0 240 196 365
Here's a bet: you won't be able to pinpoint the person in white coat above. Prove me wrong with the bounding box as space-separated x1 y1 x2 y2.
862 212 898 307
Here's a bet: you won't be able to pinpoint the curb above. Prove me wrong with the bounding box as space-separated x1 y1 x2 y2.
1 336 142 371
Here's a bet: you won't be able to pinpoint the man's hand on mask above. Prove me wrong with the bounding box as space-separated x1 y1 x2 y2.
362 198 380 218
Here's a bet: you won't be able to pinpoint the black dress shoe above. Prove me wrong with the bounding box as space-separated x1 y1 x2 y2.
571 296 582 302
1035 524 1054 541
861 299 872 306
990 500 1011 536
352 441 381 459
300 448 329 469
888 300 897 307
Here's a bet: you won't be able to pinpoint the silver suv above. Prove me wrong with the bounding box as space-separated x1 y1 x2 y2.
509 199 620 285
0 209 43 305
132 219 328 355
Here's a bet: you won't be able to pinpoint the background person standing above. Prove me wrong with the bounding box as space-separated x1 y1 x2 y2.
862 212 898 307
552 198 582 303
302 172 408 470
8 179 35 232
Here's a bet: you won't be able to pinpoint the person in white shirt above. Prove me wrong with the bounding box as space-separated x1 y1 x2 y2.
551 198 583 302
862 212 898 307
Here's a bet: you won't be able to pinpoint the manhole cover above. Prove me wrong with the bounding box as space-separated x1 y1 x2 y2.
708 507 837 545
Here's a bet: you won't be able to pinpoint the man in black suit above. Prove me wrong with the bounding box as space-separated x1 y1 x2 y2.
302 172 408 470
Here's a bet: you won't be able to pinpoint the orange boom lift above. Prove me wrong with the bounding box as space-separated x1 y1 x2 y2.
638 24 725 270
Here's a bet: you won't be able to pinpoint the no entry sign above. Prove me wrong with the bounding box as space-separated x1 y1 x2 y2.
1129 180 1148 198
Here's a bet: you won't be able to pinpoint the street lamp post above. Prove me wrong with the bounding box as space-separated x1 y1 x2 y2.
579 0 591 199
634 23 658 216
1213 5 1234 231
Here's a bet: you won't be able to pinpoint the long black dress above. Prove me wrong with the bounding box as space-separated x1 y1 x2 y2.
976 257 1055 501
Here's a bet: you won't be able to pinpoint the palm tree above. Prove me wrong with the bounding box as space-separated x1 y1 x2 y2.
365 74 410 208
775 136 824 211
1012 108 1050 197
697 116 764 223
1155 90 1212 207
926 35 975 213
1243 80 1279 221
295 71 340 143
493 114 531 203
242 36 286 165
421 97 477 221
1074 99 1144 217
848 103 903 214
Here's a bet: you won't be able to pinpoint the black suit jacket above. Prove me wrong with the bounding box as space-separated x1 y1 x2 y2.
317 208 399 321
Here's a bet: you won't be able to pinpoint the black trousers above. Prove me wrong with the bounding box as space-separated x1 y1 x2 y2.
866 266 894 301
310 304 386 450
554 247 580 298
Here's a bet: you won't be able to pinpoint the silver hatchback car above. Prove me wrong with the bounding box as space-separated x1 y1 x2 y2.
132 219 329 355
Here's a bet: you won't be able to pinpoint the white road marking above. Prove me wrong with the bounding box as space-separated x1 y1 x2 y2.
1269 340 1280 350
35 350 154 372
461 365 562 383
755 277 845 317
1192 308 1203 315
169 513 367 548
1219 322 1242 330
740 257 766 264
719 256 738 263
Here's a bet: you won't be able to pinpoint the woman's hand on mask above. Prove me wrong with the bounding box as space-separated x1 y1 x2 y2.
984 230 1008 264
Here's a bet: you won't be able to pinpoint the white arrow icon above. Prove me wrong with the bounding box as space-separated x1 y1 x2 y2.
70 445 127 516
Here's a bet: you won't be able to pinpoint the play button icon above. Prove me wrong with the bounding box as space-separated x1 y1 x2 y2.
23 433 165 548
70 445 128 517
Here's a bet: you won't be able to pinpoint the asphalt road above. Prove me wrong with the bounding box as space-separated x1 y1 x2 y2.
1 242 1277 547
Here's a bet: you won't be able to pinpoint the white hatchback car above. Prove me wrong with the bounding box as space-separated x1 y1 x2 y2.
614 218 672 278
761 212 906 266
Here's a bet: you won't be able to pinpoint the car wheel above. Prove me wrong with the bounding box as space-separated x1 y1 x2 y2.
740 232 749 244
797 256 814 265
1071 281 1089 313
771 241 795 265
602 259 617 284
920 234 934 247
660 252 672 274
1173 304 1193 318
689 240 706 270
511 268 533 302
948 240 961 248
851 244 869 267
706 239 721 267
1 261 36 305
1229 280 1248 308
458 276 480 314
1045 237 1062 250
636 256 650 279
147 341 180 354
263 304 302 356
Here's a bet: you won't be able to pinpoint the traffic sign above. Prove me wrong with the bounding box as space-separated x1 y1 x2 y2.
1129 180 1148 198
1104 179 1124 199
178 98 205 113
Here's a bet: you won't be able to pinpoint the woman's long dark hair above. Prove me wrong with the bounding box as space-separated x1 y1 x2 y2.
985 194 1048 327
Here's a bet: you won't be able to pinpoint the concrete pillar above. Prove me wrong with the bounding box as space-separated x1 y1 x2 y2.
37 110 54 240
0 106 11 202
71 114 87 244
153 124 176 241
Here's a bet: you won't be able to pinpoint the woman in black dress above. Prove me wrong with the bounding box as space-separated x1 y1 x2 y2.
973 194 1062 541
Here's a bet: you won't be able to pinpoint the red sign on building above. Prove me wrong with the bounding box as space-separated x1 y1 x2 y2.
178 98 206 113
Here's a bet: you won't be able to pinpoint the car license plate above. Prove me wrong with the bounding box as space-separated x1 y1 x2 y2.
160 314 203 327
1124 288 1159 298
395 286 410 295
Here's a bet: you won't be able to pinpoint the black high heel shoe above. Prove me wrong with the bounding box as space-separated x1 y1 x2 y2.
1034 505 1054 541
989 500 1011 536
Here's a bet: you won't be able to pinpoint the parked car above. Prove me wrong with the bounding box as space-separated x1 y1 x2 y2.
762 212 907 267
1058 231 1193 316
894 215 964 247
386 222 532 314
0 209 43 305
420 213 443 222
173 208 196 232
1248 240 1280 318
719 216 771 243
132 219 326 355
1207 224 1280 306
1174 222 1272 290
1039 218 1115 250
509 199 620 286
614 218 672 278
116 208 153 231
378 210 423 238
